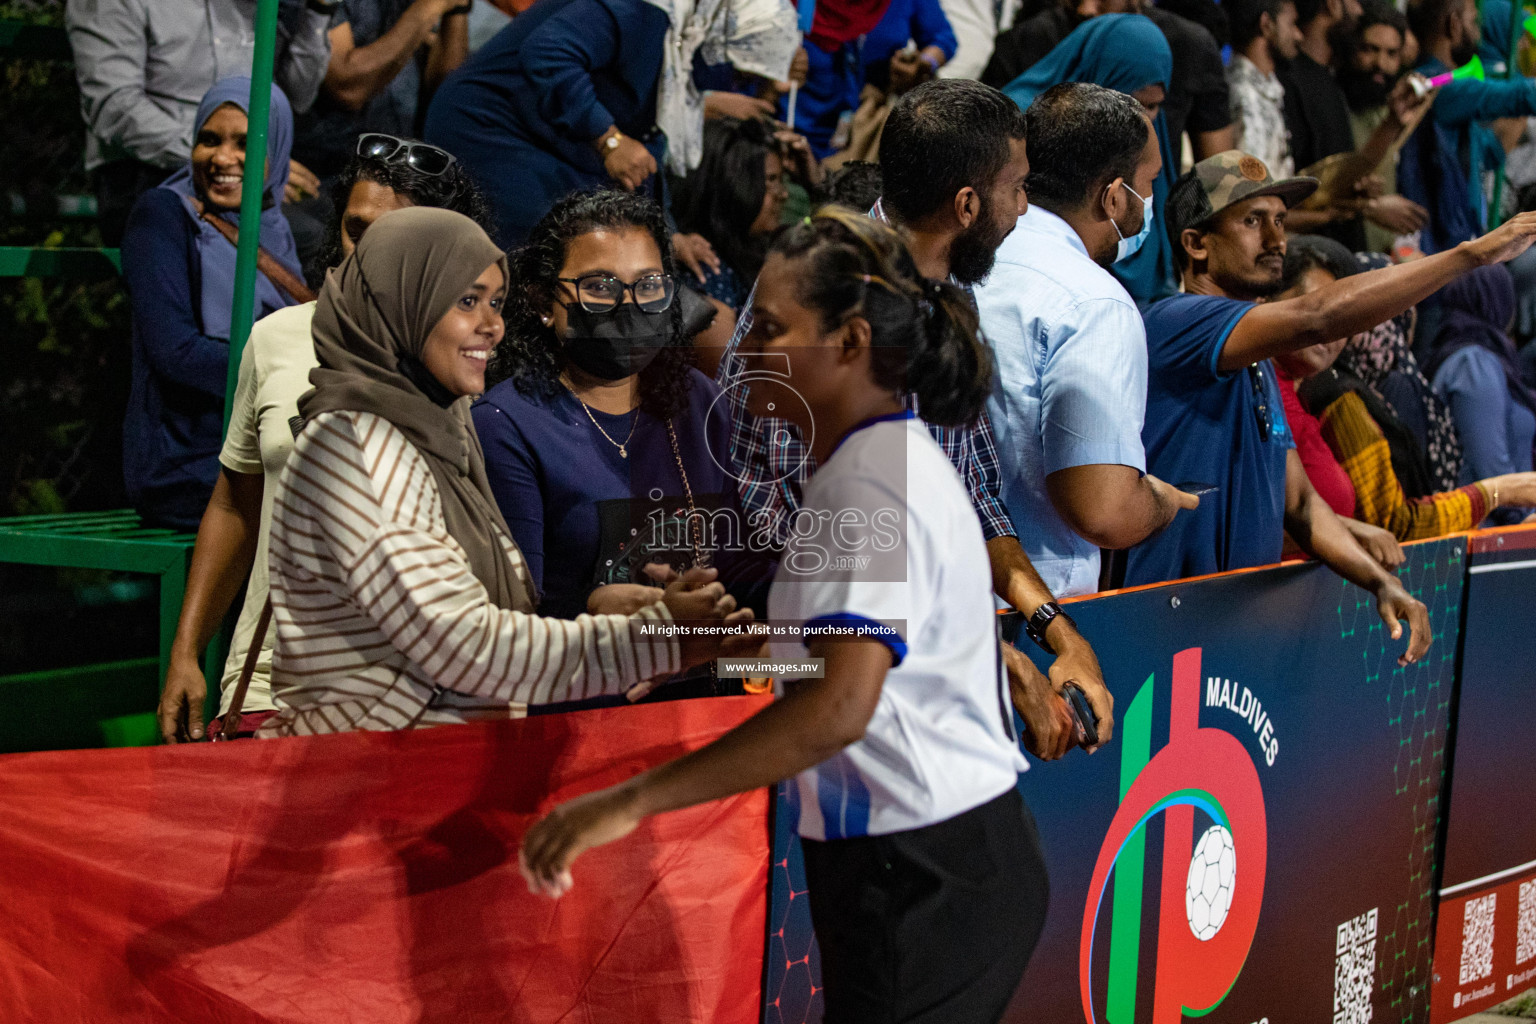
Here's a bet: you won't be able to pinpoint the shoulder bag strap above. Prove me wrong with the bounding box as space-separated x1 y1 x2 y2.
199 211 318 306
210 598 273 742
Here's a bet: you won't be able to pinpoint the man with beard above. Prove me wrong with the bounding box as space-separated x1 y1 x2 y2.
1277 0 1432 246
1336 1 1430 253
1126 150 1536 672
715 78 1117 762
975 83 1201 599
1401 0 1536 254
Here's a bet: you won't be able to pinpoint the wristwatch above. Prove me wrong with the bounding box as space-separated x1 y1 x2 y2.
1024 601 1071 654
601 130 624 152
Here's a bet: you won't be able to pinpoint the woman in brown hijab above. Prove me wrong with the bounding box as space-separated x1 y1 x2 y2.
262 207 747 736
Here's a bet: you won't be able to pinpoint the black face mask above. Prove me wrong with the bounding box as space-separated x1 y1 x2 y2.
562 304 671 381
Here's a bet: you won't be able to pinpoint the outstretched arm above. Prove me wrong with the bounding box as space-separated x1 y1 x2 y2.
520 639 890 897
1219 212 1536 372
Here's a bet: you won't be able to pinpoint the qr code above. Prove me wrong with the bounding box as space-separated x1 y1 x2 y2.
1334 908 1378 1024
1518 880 1536 966
1460 894 1497 985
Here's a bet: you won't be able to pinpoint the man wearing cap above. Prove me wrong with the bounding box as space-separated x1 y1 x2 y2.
1126 149 1536 666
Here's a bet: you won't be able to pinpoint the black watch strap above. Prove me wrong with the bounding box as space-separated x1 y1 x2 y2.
1024 601 1068 653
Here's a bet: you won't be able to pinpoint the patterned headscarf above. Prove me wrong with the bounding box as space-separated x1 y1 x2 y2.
1337 252 1464 493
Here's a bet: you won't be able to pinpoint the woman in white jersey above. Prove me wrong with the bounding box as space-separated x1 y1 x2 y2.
521 207 1049 1022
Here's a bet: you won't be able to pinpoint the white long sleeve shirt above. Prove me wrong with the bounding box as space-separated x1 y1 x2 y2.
262 410 681 736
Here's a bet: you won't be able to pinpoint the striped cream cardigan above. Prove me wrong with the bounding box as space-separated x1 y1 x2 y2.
260 409 680 736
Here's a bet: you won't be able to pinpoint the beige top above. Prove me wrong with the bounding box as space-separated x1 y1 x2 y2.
261 409 681 736
216 302 319 714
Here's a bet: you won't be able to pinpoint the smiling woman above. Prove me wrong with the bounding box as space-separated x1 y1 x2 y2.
418 263 507 397
191 104 261 212
119 77 308 530
260 205 751 736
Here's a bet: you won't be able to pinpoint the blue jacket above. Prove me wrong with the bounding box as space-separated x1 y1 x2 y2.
425 0 669 243
120 189 294 528
1398 57 1536 252
786 0 956 158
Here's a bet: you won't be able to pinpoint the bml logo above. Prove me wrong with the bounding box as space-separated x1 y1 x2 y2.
1080 648 1268 1023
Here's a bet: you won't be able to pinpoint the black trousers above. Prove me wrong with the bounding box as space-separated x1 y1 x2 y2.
801 787 1049 1024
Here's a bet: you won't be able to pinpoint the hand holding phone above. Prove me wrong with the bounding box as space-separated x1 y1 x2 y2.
1063 683 1099 748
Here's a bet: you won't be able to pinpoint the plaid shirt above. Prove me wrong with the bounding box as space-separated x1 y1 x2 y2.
714 209 1017 549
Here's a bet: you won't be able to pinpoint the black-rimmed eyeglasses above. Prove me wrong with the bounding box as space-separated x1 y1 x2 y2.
557 272 676 314
356 133 456 176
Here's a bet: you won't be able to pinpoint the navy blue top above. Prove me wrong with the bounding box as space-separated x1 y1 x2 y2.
862 0 956 73
692 263 750 310
472 368 773 619
120 188 294 529
424 0 669 245
786 0 956 158
1125 294 1296 586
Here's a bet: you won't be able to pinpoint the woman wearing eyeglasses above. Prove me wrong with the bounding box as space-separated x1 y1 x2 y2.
259 205 750 737
473 190 772 704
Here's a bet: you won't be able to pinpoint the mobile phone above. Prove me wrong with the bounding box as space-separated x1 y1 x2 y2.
1063 683 1099 748
1174 481 1219 498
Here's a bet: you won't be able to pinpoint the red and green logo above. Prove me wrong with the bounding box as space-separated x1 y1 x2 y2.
1080 648 1268 1024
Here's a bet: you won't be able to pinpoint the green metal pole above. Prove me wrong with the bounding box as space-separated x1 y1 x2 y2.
223 0 280 433
1488 0 1524 228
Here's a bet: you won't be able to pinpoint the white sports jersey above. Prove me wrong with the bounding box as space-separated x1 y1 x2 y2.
768 412 1027 841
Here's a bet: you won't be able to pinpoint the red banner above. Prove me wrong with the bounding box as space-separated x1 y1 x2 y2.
1433 875 1536 1022
0 696 771 1024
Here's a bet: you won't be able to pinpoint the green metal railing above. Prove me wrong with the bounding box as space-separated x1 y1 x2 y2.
225 0 281 430
0 3 280 748
0 246 120 278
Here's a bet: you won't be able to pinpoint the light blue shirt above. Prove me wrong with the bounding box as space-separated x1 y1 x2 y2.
974 206 1148 597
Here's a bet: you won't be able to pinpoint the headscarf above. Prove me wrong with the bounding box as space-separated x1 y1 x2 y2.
803 0 890 50
1480 0 1515 74
1426 262 1536 429
157 77 302 340
644 0 799 174
1338 251 1464 493
299 207 532 611
1001 15 1178 308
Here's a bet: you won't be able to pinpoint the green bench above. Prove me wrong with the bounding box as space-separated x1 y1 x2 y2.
0 511 225 740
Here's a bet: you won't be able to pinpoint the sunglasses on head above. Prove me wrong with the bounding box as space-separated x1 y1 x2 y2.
355 133 456 176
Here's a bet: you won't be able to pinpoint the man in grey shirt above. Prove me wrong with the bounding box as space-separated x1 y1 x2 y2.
68 0 333 243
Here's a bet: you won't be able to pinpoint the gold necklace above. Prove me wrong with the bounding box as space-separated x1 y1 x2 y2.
561 379 637 458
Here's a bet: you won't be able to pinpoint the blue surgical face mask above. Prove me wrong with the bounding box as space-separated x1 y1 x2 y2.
1111 181 1155 263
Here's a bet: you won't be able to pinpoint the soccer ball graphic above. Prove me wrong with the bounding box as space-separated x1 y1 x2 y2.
1185 824 1236 941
